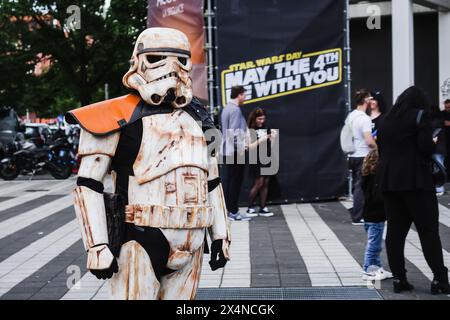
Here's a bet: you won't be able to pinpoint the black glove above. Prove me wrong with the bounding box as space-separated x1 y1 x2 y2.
90 257 119 280
209 239 227 271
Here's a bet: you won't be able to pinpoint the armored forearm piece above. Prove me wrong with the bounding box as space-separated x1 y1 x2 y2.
73 130 120 270
207 155 231 257
73 185 109 250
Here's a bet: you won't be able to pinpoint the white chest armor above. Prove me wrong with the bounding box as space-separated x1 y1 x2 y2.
125 110 212 229
133 109 208 186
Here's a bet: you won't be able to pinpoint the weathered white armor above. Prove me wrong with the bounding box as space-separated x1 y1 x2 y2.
74 131 120 270
71 27 230 300
123 28 193 108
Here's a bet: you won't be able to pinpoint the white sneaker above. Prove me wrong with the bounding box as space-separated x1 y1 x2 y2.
246 208 259 217
363 267 393 281
352 219 365 226
362 271 376 281
247 207 256 213
373 267 393 281
228 212 252 221
258 207 274 217
239 211 255 220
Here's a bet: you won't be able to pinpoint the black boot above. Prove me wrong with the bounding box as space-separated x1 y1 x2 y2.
431 269 450 295
393 278 414 293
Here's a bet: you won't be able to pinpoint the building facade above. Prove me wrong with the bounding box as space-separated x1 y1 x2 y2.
350 0 450 107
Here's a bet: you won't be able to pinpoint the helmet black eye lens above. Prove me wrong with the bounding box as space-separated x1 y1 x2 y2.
147 55 166 64
178 57 187 65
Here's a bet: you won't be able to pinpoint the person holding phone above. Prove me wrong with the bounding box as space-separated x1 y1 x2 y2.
246 108 277 217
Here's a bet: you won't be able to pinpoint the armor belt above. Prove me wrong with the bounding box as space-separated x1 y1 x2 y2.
125 204 213 228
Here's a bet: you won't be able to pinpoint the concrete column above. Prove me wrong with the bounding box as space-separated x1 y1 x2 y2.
392 0 415 103
439 11 450 105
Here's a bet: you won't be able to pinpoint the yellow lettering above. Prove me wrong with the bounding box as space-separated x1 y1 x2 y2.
286 52 302 61
255 59 266 67
229 64 240 71
246 61 256 68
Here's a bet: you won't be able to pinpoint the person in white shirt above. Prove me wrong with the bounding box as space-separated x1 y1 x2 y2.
348 89 377 225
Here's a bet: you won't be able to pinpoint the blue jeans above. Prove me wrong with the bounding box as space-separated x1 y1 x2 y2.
364 222 385 272
435 153 445 193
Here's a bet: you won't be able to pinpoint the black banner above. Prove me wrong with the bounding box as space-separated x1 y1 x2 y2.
215 0 348 202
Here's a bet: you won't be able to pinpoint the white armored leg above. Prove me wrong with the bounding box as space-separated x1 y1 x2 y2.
159 247 204 300
109 240 161 300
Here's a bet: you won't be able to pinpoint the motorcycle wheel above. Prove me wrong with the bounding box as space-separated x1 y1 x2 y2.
49 164 72 180
0 163 20 180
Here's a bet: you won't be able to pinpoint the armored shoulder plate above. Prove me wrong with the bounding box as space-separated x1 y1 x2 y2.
66 95 216 140
65 94 141 136
182 97 216 133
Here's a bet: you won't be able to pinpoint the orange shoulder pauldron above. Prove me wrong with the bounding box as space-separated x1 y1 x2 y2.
65 94 141 136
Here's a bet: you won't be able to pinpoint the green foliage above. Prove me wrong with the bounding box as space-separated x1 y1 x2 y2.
0 0 147 116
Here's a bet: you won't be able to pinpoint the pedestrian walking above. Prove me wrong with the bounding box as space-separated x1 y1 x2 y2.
377 86 450 295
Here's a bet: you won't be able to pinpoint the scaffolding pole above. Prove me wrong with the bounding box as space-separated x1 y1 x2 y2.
204 0 216 116
344 0 353 198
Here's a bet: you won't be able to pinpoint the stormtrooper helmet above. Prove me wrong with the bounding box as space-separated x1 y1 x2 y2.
123 27 193 108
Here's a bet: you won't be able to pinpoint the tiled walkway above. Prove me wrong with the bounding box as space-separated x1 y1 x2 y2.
0 178 449 300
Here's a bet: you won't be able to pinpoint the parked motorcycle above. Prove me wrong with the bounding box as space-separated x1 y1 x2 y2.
49 135 78 178
65 126 80 174
0 134 73 180
0 130 17 160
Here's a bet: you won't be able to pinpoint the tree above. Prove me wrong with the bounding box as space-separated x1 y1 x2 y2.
0 0 147 117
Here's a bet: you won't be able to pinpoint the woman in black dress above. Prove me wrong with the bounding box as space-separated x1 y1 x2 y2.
377 86 450 294
246 108 276 217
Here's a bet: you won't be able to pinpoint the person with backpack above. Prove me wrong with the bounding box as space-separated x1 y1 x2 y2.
64 28 231 300
343 89 377 225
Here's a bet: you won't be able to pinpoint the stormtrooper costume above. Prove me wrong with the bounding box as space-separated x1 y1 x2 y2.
65 28 231 300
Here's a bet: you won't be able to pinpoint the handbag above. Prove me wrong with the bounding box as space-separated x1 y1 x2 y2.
416 110 448 187
103 192 126 257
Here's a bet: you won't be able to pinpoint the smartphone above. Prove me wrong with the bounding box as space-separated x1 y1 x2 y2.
433 128 442 138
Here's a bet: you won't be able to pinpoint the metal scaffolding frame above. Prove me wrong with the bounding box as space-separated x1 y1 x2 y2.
204 0 218 116
202 0 353 197
344 0 353 198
